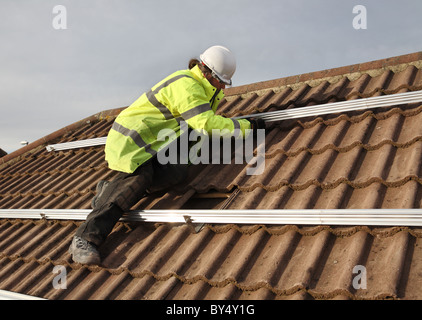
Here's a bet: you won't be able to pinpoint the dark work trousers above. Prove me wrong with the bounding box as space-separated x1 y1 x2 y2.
75 157 188 247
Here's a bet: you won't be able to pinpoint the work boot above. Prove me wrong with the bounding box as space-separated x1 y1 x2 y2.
91 180 110 209
68 236 101 265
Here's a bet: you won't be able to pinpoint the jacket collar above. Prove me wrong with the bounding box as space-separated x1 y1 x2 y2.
190 65 218 98
190 65 224 112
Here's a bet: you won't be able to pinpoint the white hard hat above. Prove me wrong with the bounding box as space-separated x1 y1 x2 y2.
200 45 236 85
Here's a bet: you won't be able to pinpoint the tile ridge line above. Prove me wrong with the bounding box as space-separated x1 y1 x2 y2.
0 252 401 300
224 52 422 98
265 136 422 159
233 175 422 193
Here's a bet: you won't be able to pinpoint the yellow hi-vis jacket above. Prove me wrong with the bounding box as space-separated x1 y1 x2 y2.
105 65 251 173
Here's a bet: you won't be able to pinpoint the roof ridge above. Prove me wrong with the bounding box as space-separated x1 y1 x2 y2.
225 51 422 98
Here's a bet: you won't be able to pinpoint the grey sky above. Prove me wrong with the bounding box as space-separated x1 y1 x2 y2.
1 0 422 154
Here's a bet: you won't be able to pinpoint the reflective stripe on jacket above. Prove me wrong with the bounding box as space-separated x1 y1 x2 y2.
105 65 251 173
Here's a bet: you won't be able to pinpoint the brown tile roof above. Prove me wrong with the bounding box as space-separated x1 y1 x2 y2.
1 51 422 300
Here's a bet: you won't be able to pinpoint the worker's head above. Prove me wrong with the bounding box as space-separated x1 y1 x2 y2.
190 45 236 90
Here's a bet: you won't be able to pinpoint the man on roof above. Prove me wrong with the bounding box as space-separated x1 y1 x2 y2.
68 45 266 265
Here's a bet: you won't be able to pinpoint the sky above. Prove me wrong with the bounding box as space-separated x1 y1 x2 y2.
1 0 422 154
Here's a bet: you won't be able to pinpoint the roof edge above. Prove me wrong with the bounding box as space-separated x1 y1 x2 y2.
225 51 422 97
0 107 125 167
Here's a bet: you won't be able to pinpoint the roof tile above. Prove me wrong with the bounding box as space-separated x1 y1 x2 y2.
2 52 422 299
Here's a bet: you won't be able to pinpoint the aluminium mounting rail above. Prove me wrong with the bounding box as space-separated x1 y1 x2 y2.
2 209 422 226
234 90 422 121
45 90 422 152
46 136 107 152
0 289 46 300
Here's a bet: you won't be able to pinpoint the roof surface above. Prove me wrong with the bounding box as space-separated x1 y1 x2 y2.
1 52 422 300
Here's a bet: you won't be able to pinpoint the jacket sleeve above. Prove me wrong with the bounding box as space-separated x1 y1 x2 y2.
171 78 251 138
